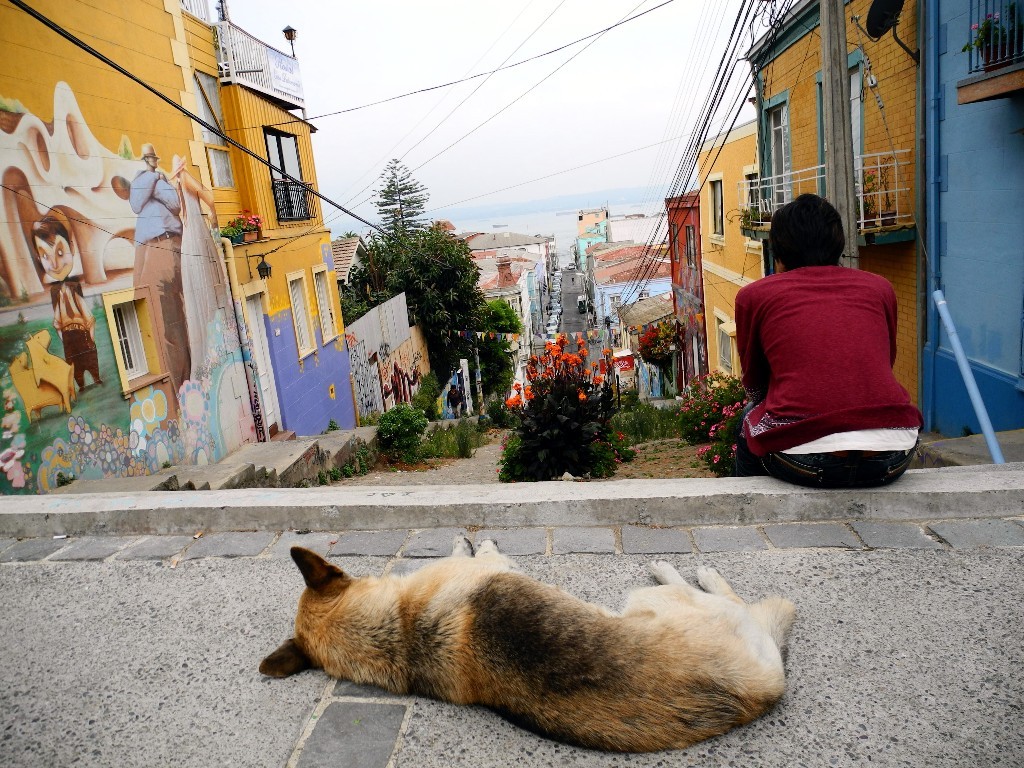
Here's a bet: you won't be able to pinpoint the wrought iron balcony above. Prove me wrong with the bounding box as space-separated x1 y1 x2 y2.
180 0 210 21
737 150 913 233
215 21 305 111
272 179 315 222
963 0 1024 75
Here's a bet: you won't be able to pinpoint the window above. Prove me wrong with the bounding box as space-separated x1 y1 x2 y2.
266 129 310 220
195 72 234 188
716 317 734 373
311 266 338 344
768 103 791 207
287 271 314 355
113 302 148 380
710 180 724 236
744 172 759 209
685 225 696 269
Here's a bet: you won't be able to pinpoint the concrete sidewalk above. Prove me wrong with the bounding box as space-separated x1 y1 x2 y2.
1 478 1023 767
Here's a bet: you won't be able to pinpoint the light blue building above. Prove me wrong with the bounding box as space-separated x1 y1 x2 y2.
922 0 1024 434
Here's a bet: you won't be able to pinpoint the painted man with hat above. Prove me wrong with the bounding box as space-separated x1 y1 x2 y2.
129 143 189 389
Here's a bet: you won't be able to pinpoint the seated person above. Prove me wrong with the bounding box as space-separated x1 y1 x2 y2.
734 194 922 487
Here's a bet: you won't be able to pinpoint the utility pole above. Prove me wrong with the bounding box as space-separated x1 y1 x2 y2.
819 0 860 268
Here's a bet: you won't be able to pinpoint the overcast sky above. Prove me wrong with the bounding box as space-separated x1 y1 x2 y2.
223 0 756 228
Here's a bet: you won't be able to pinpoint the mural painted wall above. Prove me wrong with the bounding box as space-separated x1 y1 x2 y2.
345 293 430 421
0 78 255 493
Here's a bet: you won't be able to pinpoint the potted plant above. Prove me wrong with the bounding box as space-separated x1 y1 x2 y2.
223 211 263 243
219 223 244 244
860 171 879 227
963 6 1022 71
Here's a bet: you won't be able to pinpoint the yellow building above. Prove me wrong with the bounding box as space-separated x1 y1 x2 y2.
182 3 355 438
697 120 763 377
743 0 921 401
0 0 351 495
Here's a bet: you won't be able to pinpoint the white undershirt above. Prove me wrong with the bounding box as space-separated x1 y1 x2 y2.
783 428 919 454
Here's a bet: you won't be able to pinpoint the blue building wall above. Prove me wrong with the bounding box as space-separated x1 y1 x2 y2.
265 310 356 436
923 0 1024 435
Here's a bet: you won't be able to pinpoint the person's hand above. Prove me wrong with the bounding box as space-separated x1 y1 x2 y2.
170 156 187 182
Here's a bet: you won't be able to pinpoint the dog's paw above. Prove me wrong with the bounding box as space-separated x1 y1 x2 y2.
649 560 683 585
696 566 729 594
476 538 499 556
452 536 475 557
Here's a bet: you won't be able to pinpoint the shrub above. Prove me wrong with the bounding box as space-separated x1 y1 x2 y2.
499 335 623 481
590 429 638 478
696 400 746 477
411 372 442 421
419 419 484 459
377 403 428 462
637 322 676 366
677 372 746 444
486 397 520 429
610 401 683 444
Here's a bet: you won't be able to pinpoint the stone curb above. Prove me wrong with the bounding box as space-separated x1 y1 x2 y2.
2 464 1023 538
2 519 1022 564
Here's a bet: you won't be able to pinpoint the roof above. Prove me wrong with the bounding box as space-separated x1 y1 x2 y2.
478 263 525 292
595 257 671 285
331 236 366 282
617 292 674 327
463 232 552 250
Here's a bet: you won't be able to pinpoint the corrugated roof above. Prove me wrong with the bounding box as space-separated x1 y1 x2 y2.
617 292 674 326
464 232 552 250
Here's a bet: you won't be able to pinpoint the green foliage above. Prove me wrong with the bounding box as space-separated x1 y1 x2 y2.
486 397 520 429
696 400 745 477
610 401 683 444
589 429 638 478
411 372 442 421
377 403 428 462
55 471 76 488
339 444 375 478
419 419 483 460
322 419 340 434
375 159 430 234
677 372 746 444
499 336 622 481
478 300 523 398
637 322 677 366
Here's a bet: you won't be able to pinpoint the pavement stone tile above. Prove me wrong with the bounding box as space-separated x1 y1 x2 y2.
692 526 768 552
474 528 547 555
388 559 429 577
296 701 406 768
851 522 943 550
49 537 140 561
763 523 862 549
0 538 68 563
403 528 467 558
331 530 408 557
271 531 339 558
115 536 194 561
621 526 692 554
929 519 1024 549
183 532 276 560
0 538 17 555
334 680 406 699
552 527 616 554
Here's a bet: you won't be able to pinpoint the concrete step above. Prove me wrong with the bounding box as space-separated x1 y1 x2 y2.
270 429 296 442
916 428 1024 468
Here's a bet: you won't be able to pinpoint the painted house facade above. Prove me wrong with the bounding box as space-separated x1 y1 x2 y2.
922 0 1024 434
665 191 708 385
0 0 262 494
743 0 921 402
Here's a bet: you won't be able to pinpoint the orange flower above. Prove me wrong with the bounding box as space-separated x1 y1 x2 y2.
564 353 581 367
577 390 587 401
524 385 534 401
594 375 604 385
513 382 522 392
506 394 522 408
591 362 599 369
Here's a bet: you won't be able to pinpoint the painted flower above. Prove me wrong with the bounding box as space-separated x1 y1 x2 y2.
130 386 168 434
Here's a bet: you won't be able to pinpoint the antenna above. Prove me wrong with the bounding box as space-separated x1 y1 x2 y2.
858 0 919 63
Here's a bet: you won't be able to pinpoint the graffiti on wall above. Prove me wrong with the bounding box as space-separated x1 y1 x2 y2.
0 83 255 494
347 338 383 419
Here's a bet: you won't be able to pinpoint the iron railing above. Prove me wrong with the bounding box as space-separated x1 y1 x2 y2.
737 150 914 231
963 0 1024 75
272 179 314 221
180 0 210 20
215 21 305 110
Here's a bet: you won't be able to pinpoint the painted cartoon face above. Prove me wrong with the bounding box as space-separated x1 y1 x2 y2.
31 216 74 281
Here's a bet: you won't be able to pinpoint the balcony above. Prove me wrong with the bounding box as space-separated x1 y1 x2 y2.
272 179 315 222
737 151 915 244
215 21 305 111
180 0 209 21
957 0 1024 104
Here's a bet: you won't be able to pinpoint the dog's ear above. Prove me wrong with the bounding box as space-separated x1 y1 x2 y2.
291 546 351 594
259 638 311 678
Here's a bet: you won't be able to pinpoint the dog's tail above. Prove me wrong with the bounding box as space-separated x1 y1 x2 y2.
750 597 796 651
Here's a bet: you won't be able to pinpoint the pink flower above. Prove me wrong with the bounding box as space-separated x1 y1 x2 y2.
713 456 720 463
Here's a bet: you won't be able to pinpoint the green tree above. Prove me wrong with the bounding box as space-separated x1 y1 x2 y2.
478 300 523 398
374 159 429 234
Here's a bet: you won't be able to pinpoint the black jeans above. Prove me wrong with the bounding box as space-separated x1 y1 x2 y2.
734 430 917 488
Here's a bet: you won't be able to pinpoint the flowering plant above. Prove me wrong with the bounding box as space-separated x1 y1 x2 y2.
224 211 263 232
676 371 746 444
637 321 676 366
499 334 624 481
962 5 1021 53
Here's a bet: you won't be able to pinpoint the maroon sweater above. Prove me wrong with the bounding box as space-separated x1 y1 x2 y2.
735 265 922 456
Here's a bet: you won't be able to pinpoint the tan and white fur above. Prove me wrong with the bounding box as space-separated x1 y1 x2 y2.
261 538 795 753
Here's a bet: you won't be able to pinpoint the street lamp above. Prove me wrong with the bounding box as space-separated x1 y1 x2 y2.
282 25 297 57
256 256 272 280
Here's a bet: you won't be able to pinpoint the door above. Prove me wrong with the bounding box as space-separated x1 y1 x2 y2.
245 293 280 434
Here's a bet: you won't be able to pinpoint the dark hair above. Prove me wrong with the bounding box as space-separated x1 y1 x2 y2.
768 193 845 270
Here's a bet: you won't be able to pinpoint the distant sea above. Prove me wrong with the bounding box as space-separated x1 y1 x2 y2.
452 195 659 268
